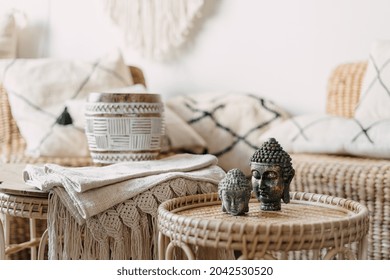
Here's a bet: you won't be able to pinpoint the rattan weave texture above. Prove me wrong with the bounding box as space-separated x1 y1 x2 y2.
158 192 369 260
291 153 390 260
326 61 367 118
0 193 48 219
0 192 48 259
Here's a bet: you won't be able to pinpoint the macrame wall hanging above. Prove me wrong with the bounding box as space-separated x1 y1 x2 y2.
104 0 205 60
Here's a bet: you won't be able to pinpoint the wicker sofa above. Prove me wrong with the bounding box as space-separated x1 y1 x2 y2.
290 62 390 260
1 62 389 260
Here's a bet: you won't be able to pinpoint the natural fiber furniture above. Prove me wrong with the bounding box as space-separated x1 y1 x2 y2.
290 61 390 260
1 61 389 260
158 192 369 260
0 66 145 259
0 215 5 259
0 164 48 260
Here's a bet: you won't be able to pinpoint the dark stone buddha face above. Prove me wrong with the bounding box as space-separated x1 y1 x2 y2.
250 138 295 211
218 168 251 216
220 189 250 216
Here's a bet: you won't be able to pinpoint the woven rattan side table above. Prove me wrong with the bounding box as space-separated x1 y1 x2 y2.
158 192 370 260
0 164 48 260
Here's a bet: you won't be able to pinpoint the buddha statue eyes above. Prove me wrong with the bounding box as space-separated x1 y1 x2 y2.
264 172 277 180
252 170 278 180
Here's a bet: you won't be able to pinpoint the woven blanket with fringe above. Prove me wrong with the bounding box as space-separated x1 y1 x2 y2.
23 154 224 224
23 154 228 259
48 177 234 260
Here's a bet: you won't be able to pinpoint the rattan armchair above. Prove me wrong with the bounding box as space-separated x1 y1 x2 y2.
290 62 390 260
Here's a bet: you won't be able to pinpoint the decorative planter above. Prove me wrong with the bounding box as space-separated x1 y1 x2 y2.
85 92 164 164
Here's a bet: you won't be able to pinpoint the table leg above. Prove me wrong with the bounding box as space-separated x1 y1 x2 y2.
4 214 10 260
158 232 168 260
166 240 195 260
0 217 5 260
358 235 368 260
38 228 48 260
30 218 37 260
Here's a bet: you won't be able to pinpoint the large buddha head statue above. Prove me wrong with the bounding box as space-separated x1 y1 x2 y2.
250 138 295 211
218 168 252 216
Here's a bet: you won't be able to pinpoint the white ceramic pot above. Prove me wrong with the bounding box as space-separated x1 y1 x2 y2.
85 92 164 164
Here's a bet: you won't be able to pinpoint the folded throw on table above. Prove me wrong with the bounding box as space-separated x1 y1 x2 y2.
23 154 225 224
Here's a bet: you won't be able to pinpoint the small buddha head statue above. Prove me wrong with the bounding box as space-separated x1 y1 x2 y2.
250 138 295 211
218 168 252 216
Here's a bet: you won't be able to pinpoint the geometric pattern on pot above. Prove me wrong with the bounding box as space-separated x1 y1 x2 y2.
85 93 165 164
166 92 290 175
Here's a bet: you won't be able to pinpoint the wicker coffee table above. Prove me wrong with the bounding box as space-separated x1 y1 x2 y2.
158 192 369 260
0 164 48 260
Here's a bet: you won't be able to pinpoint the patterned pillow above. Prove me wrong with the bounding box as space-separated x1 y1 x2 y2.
162 107 207 154
261 114 390 159
166 92 289 175
355 40 390 123
0 51 133 157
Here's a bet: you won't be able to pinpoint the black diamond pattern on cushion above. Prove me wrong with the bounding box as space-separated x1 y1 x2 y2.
181 93 282 158
357 55 390 110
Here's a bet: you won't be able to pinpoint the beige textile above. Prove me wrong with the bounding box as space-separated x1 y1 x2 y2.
48 177 220 260
23 154 224 224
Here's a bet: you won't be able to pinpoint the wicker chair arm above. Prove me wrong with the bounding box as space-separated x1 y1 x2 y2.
326 62 367 118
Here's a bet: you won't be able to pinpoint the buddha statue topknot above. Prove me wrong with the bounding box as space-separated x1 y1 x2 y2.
218 168 252 216
250 138 295 211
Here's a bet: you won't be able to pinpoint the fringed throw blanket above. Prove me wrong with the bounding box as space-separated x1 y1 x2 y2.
23 154 227 259
48 177 224 260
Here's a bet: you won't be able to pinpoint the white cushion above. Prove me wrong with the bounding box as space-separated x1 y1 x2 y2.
355 40 390 123
162 107 207 154
0 51 133 157
167 92 289 175
261 114 390 159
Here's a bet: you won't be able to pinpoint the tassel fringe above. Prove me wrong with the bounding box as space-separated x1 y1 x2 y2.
48 178 229 259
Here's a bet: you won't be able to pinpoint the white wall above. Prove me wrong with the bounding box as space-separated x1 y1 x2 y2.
2 0 390 115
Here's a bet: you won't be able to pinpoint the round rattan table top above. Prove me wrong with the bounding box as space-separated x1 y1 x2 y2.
0 164 48 219
158 192 369 255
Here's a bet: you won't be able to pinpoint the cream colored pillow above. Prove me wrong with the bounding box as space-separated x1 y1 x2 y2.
167 92 289 175
0 51 133 157
261 114 390 159
355 40 390 123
